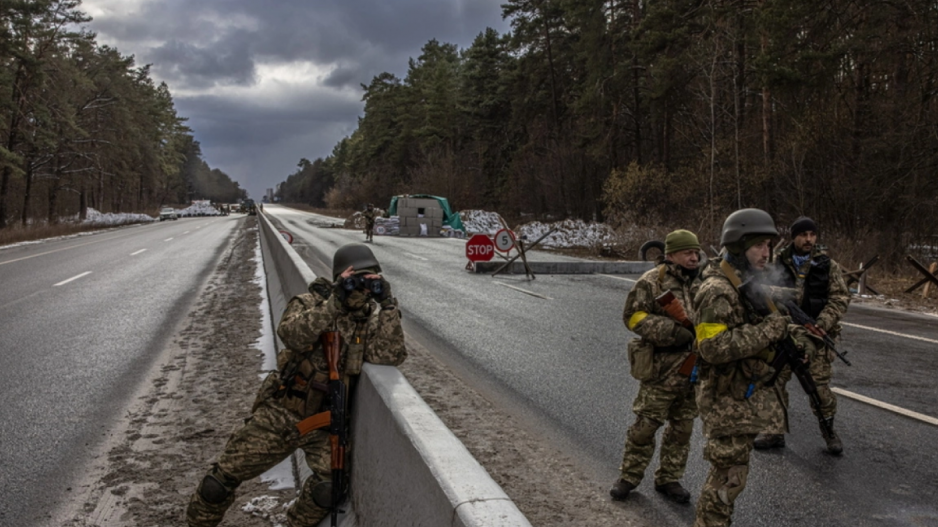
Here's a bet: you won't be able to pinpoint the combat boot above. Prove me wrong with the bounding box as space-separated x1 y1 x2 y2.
609 479 636 501
655 481 691 504
821 419 843 455
753 433 785 449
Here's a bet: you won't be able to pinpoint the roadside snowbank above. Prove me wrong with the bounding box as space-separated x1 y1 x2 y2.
460 210 506 235
516 218 617 248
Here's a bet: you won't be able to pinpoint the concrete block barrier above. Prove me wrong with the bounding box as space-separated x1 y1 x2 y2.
473 260 654 275
257 212 531 527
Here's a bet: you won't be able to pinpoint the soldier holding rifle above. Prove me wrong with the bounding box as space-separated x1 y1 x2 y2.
610 230 702 504
186 243 406 527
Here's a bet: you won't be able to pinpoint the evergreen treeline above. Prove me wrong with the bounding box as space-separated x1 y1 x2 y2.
280 0 938 256
0 0 243 228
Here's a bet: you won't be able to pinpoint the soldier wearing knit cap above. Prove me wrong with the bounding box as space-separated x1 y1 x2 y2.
754 216 851 454
610 229 702 504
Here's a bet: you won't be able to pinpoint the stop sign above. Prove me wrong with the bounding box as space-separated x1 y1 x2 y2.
465 234 495 262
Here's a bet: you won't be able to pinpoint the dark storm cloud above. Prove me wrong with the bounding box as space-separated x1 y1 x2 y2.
82 0 510 197
90 0 507 90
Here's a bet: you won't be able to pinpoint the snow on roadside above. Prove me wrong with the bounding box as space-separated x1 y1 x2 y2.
251 227 297 492
516 218 616 248
82 208 156 225
461 210 505 235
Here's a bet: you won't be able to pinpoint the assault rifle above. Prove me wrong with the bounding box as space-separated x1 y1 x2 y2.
780 300 852 366
654 290 698 380
736 277 835 439
295 330 347 527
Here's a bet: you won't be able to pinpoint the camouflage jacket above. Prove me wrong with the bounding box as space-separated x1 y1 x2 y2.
693 258 786 438
271 277 407 418
775 244 851 334
623 262 700 390
363 209 377 225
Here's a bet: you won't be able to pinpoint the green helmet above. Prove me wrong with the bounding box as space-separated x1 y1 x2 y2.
332 243 381 280
720 208 778 250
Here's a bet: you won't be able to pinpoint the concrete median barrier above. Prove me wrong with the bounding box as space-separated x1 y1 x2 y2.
257 212 532 527
473 260 654 274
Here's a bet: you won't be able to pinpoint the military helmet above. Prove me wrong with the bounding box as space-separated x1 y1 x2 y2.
332 243 381 279
720 208 778 247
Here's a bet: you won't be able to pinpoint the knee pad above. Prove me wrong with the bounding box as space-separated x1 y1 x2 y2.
628 415 663 445
717 464 749 506
664 419 694 444
199 474 233 505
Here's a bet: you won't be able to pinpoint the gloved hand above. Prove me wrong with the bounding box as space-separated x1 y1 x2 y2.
759 312 789 342
672 325 694 348
374 277 394 307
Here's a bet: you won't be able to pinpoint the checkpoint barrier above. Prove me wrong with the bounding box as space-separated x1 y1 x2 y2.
257 211 532 527
472 260 654 275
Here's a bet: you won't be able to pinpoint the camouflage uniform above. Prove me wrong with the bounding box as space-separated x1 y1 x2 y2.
617 262 700 489
773 245 850 422
692 258 789 527
186 277 406 527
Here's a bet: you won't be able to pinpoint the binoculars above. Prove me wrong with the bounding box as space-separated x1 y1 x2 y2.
341 274 384 295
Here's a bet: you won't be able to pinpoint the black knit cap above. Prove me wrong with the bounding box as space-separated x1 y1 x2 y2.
790 216 818 239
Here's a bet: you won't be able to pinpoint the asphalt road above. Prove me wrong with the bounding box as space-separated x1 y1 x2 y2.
266 204 938 527
0 216 239 526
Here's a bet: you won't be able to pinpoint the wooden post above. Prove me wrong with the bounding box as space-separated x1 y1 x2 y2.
858 262 866 295
924 262 938 299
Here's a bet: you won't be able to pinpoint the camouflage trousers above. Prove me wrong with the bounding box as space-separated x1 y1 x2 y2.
618 382 697 486
693 434 757 527
186 400 332 527
777 346 837 419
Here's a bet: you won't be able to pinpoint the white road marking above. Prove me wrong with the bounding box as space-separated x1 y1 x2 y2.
164 237 174 242
599 274 637 283
496 282 552 300
130 249 147 256
183 231 190 234
0 231 138 266
404 252 428 261
832 388 938 427
841 322 938 345
54 271 91 286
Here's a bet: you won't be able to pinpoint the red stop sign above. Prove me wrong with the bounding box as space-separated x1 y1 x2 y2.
465 234 495 262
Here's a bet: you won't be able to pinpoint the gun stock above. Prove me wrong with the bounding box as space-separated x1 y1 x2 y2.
655 290 697 377
320 330 347 527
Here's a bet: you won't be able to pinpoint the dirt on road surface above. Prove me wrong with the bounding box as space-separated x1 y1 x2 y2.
56 217 643 527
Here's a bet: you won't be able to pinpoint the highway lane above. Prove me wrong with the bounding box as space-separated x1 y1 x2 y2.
265 205 938 527
0 216 239 526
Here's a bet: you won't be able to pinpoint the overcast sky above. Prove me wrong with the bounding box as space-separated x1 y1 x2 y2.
80 0 510 200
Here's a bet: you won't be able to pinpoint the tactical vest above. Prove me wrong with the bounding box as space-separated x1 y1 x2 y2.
264 322 368 418
781 250 831 320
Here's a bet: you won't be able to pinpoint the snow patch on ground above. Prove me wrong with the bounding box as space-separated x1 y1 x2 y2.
516 218 617 248
460 210 505 235
241 495 288 526
252 230 297 493
81 208 156 225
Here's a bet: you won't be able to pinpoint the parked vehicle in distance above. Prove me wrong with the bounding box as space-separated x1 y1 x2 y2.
159 207 178 221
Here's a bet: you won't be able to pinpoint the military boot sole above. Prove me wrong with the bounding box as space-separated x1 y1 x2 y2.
753 434 786 450
655 483 691 504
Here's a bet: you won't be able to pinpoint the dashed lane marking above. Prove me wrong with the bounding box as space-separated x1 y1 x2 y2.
54 271 92 287
164 238 174 242
496 282 552 300
404 252 428 261
130 249 147 256
841 322 938 345
599 274 637 283
183 231 191 234
0 231 138 266
832 388 938 427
